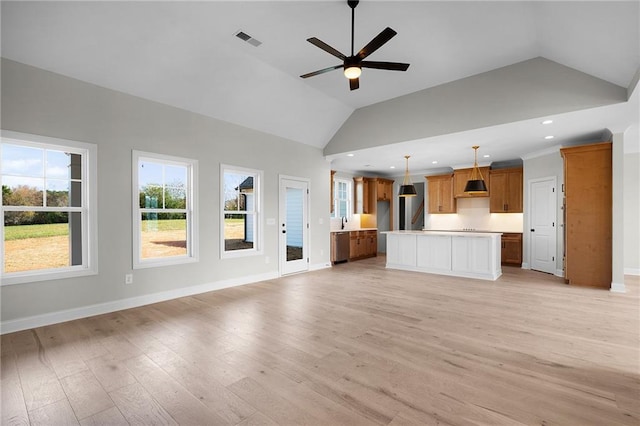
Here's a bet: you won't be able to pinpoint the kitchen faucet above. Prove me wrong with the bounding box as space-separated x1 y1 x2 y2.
341 216 348 230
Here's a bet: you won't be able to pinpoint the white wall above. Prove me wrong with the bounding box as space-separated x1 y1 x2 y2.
0 59 331 328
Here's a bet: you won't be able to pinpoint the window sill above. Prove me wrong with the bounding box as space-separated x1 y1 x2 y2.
1 267 98 286
133 256 199 270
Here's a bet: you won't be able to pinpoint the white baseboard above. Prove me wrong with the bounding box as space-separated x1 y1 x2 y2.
0 271 279 335
610 281 627 293
519 262 564 278
624 267 640 276
309 262 331 272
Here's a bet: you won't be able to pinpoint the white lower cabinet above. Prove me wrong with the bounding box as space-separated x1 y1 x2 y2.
384 231 502 281
417 235 451 272
451 236 492 274
386 233 417 267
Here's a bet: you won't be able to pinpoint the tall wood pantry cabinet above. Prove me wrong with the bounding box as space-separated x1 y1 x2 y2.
560 142 612 288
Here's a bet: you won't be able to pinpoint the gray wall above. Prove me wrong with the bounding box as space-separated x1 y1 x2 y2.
325 58 628 156
1 59 331 324
624 152 640 273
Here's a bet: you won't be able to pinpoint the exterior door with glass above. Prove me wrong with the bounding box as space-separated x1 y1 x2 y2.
279 177 309 275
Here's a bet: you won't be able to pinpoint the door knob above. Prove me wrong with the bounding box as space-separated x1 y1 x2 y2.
531 229 535 232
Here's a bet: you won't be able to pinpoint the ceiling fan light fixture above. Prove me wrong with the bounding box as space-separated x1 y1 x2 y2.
344 65 362 79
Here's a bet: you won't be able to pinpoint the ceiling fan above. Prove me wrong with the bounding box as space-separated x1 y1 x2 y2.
300 0 410 91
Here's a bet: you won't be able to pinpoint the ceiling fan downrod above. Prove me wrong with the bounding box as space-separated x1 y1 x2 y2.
348 0 359 56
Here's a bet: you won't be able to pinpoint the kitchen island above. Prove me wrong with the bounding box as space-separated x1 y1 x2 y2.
382 230 502 280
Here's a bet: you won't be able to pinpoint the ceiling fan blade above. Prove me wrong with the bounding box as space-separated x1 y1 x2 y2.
361 61 410 71
307 37 347 60
349 78 359 91
356 27 397 60
300 65 342 79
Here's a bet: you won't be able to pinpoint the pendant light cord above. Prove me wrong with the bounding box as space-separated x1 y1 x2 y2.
404 155 411 185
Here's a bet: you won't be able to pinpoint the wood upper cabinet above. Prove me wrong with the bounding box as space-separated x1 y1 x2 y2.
376 178 394 201
453 167 490 198
561 142 612 288
489 167 523 213
353 177 375 214
426 174 456 214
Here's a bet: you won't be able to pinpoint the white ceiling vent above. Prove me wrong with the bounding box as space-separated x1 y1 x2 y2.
234 30 262 47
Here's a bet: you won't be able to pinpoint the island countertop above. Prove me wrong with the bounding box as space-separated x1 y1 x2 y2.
384 230 502 280
382 230 503 237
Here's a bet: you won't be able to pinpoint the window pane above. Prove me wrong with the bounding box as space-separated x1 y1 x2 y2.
140 184 162 209
224 212 254 251
46 149 71 179
141 212 187 259
2 177 44 206
1 144 44 178
165 165 187 187
338 200 347 217
139 161 163 188
3 211 74 273
164 185 186 209
46 179 70 207
224 172 253 211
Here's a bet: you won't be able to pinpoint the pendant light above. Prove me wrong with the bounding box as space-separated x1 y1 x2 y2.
464 146 488 194
399 155 417 197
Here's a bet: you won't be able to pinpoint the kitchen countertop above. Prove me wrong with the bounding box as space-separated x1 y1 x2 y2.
330 228 377 233
425 229 523 234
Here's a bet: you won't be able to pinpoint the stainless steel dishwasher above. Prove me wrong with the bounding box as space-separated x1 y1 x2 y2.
331 231 350 264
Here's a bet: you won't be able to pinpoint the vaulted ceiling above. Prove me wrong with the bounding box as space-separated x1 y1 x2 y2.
2 1 638 175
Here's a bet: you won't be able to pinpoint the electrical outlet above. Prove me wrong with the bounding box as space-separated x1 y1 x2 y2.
265 256 270 264
320 249 324 256
125 273 133 284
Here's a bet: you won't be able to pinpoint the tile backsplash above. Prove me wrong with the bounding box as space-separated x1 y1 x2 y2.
425 198 523 232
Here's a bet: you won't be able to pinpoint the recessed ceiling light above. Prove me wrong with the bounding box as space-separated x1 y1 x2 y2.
544 135 555 140
542 119 553 125
390 166 396 169
483 154 490 158
347 153 354 157
432 161 438 164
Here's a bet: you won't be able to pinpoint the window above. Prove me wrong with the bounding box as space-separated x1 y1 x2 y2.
332 178 351 218
221 165 262 258
133 151 198 268
1 131 97 285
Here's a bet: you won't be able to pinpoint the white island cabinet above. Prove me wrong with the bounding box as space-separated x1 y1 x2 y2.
383 231 502 281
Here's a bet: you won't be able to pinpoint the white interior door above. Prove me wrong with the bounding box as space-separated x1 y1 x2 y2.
279 177 309 275
530 177 557 274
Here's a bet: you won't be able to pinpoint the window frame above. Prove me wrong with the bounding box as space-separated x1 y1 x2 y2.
132 150 198 269
332 177 352 219
1 130 98 286
220 164 263 259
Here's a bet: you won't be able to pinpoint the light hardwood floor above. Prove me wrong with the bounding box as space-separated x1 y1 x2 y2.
2 257 639 425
